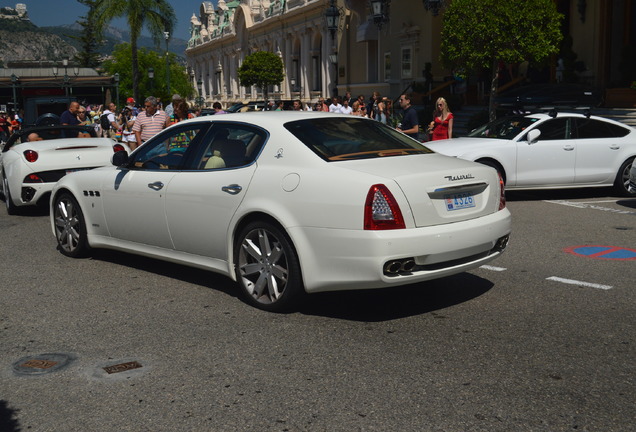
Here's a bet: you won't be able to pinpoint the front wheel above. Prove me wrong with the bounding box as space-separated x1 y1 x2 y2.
3 176 18 215
614 158 635 197
234 221 304 312
53 192 91 258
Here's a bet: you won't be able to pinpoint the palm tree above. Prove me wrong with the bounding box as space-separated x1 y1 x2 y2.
95 0 175 102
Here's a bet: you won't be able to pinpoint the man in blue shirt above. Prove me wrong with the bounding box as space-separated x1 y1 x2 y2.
396 93 419 139
60 101 80 126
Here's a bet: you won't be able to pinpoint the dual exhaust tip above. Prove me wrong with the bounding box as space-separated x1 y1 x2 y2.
383 258 416 275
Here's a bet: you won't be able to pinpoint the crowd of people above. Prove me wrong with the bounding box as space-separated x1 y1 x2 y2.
33 90 454 148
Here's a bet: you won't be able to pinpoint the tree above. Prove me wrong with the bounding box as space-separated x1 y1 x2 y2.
440 0 563 119
102 43 194 104
238 51 285 101
72 0 103 68
95 0 175 102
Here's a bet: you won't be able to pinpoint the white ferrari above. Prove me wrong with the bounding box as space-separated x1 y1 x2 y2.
427 112 636 197
50 112 511 311
1 124 129 214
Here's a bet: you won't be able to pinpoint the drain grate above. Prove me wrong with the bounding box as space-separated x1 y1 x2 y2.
103 361 143 374
12 353 73 375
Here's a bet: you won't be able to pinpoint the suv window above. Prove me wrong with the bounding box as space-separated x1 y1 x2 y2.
574 118 630 139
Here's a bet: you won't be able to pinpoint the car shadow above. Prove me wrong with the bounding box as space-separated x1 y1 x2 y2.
617 198 636 209
90 249 494 321
506 187 620 202
297 273 494 322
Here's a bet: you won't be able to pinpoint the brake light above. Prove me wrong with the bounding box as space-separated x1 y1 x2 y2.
498 172 506 210
24 150 38 162
24 174 43 183
113 144 126 153
364 184 406 230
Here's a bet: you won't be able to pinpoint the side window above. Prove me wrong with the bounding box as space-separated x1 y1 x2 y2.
130 123 208 170
574 118 630 139
535 118 570 140
197 124 267 170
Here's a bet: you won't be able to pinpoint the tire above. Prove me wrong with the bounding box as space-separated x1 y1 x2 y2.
234 221 304 312
614 158 635 197
3 176 18 215
53 192 91 258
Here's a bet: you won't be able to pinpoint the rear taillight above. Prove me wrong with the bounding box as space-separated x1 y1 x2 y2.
24 150 38 162
113 144 126 153
24 174 43 183
364 184 406 230
498 173 506 210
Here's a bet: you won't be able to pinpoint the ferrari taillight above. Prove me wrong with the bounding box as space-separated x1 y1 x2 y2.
113 144 126 153
24 150 38 162
364 184 406 230
498 173 506 210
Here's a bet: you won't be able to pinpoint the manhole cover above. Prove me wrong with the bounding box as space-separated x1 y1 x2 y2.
12 353 73 375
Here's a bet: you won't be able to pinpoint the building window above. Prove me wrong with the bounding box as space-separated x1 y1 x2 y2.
401 47 412 79
384 52 391 81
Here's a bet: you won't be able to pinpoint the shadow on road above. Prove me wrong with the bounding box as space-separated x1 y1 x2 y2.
90 249 494 321
0 400 20 432
298 272 494 322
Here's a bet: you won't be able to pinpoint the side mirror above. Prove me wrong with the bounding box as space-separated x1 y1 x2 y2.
112 150 129 167
526 129 541 144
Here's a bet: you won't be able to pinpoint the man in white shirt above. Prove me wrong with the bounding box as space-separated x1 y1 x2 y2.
340 98 353 114
329 96 343 113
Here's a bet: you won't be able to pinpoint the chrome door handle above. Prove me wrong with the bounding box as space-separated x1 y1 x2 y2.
222 184 242 195
148 181 164 191
563 145 574 151
609 145 620 150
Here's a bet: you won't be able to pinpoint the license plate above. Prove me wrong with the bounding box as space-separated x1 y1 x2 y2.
444 192 475 211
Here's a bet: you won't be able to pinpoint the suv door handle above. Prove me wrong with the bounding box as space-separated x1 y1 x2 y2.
222 184 242 195
148 181 164 191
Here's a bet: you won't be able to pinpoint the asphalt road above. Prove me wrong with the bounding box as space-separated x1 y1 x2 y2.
1 188 634 432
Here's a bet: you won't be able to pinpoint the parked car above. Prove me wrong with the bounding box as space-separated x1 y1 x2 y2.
426 112 636 197
1 124 129 214
50 112 511 311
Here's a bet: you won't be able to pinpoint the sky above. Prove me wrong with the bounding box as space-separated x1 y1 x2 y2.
4 0 205 40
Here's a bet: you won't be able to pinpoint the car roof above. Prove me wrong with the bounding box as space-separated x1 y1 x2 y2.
176 111 363 127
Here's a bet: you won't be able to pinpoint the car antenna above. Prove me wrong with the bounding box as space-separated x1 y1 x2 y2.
548 108 558 118
583 108 592 118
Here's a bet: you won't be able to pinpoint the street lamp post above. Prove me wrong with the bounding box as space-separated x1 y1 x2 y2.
114 73 120 107
325 0 341 97
10 74 18 116
148 67 155 93
164 31 171 95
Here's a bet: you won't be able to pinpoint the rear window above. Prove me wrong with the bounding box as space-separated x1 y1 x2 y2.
284 117 432 161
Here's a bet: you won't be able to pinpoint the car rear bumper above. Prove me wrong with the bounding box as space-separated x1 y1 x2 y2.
290 209 512 293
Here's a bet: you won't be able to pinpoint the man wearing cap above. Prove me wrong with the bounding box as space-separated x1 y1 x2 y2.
126 97 139 116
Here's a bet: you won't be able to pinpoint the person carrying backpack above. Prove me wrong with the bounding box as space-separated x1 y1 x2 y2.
101 102 120 139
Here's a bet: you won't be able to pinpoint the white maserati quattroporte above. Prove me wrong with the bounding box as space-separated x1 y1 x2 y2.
50 112 511 311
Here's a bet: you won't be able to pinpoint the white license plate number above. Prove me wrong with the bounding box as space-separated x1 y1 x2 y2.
444 192 475 211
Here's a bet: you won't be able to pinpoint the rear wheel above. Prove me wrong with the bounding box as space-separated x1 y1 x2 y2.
614 158 635 197
3 176 18 215
477 159 506 185
53 192 91 258
234 221 304 312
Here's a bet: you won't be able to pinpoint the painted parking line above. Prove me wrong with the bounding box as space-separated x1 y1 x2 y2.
479 265 507 272
546 276 613 290
545 200 636 215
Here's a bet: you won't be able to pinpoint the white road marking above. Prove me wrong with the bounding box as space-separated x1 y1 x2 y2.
546 276 613 290
480 265 507 272
544 200 636 215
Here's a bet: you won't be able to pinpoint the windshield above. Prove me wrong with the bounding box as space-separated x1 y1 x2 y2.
468 116 539 140
284 117 432 161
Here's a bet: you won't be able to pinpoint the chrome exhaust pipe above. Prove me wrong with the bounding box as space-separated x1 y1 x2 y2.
400 259 416 272
384 261 402 275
